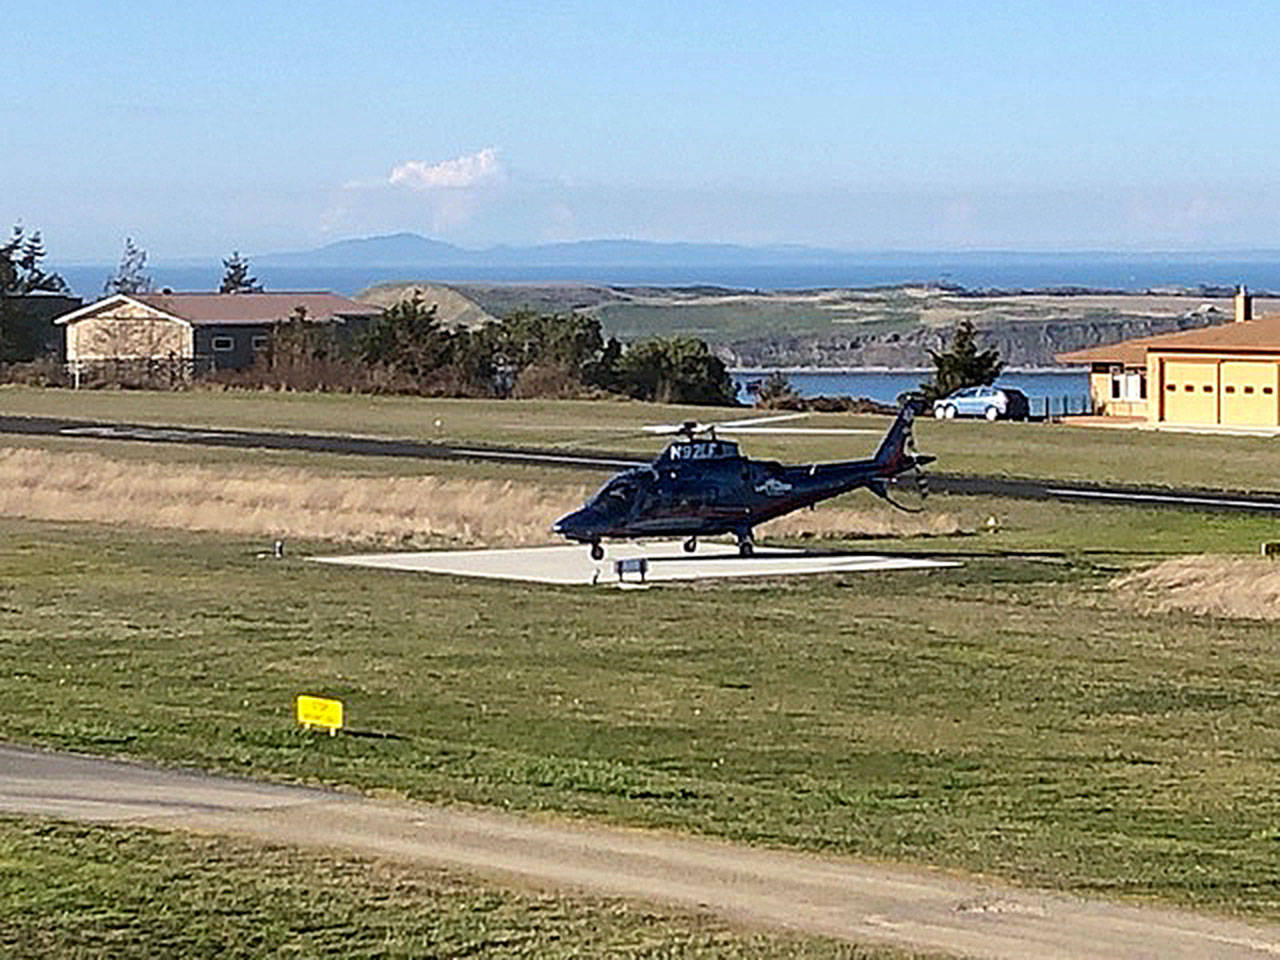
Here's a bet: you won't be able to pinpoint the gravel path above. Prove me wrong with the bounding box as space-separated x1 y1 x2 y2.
3 743 1278 959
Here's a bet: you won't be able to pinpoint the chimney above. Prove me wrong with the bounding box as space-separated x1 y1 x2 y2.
1235 284 1253 323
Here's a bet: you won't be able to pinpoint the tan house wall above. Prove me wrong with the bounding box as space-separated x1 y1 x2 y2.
66 302 192 362
1088 370 1108 410
1087 366 1147 417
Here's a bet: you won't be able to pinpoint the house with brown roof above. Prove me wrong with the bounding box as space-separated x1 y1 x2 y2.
54 291 381 373
1058 287 1280 428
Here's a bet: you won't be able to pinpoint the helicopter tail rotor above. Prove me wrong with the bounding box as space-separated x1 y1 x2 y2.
905 417 931 502
871 401 932 512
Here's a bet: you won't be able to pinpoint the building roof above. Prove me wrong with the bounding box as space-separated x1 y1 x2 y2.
1056 337 1159 366
1057 315 1280 365
55 292 382 328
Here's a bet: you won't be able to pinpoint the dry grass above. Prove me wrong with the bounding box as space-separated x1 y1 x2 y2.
1112 554 1280 620
0 445 962 547
0 447 588 547
761 504 965 540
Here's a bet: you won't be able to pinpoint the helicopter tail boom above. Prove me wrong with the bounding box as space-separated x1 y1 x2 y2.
871 401 921 474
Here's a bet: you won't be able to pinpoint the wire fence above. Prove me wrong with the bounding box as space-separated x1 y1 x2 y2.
1030 394 1095 419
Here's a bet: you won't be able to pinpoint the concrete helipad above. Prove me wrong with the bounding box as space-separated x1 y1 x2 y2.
312 540 957 586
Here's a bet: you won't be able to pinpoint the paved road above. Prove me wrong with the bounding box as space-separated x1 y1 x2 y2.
4 743 1279 960
5 412 1280 513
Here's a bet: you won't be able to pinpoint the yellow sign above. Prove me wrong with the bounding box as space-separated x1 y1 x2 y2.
295 694 344 734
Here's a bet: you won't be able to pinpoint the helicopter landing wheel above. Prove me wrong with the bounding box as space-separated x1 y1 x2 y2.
683 537 697 553
590 542 604 561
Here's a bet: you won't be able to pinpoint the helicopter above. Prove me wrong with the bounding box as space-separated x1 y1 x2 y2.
553 399 934 559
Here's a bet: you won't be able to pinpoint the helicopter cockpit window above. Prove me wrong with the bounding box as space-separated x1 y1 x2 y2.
593 476 638 505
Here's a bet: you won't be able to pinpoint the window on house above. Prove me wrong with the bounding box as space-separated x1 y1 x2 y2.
1123 371 1142 400
1245 386 1255 394
1265 387 1275 395
1184 384 1194 392
1203 385 1213 392
1225 385 1236 393
212 336 234 352
251 335 269 350
1166 383 1177 392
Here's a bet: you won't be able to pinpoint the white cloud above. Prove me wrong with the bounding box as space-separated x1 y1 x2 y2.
389 148 501 191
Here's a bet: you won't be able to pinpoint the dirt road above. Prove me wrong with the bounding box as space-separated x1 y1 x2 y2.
3 743 1278 959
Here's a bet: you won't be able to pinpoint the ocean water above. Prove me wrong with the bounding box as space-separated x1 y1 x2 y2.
730 368 1090 417
53 252 1280 300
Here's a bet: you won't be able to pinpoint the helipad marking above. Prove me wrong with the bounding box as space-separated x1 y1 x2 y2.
311 541 957 586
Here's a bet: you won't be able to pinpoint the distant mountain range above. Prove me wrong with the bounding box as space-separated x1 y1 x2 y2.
254 233 878 269
249 232 1280 277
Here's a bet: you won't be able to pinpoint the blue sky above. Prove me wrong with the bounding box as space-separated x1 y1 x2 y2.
5 0 1280 260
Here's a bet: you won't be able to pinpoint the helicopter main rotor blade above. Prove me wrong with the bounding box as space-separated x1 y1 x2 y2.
715 426 879 435
709 413 810 428
640 413 810 434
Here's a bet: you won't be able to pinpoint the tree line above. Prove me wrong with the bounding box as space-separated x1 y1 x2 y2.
249 295 738 405
5 226 1001 406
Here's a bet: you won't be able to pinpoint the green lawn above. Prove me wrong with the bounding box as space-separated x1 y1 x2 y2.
3 385 1279 491
0 819 913 959
3 512 1279 919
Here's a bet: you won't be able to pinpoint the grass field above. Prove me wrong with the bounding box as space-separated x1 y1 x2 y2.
0 435 964 548
4 385 1280 491
0 819 911 959
3 507 1280 920
0 430 1270 554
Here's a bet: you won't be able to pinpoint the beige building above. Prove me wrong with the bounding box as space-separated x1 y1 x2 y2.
1058 288 1280 428
55 291 381 372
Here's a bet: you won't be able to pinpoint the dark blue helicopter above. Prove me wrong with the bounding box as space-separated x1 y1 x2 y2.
553 401 934 559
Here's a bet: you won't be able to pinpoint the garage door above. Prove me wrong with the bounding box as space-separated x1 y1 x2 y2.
1161 359 1218 424
1221 360 1279 427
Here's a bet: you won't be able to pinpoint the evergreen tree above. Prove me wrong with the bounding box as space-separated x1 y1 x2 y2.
755 370 799 408
1 225 69 296
1 224 70 362
581 335 623 392
615 336 737 405
271 304 333 362
920 319 1003 403
481 308 606 386
359 294 453 379
219 250 263 293
103 237 152 295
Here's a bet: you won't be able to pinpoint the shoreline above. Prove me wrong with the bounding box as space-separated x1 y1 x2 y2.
729 365 1088 374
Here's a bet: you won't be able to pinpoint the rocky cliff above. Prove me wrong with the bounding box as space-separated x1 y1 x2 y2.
718 314 1228 368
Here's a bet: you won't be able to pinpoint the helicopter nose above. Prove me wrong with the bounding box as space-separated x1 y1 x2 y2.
552 507 592 537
